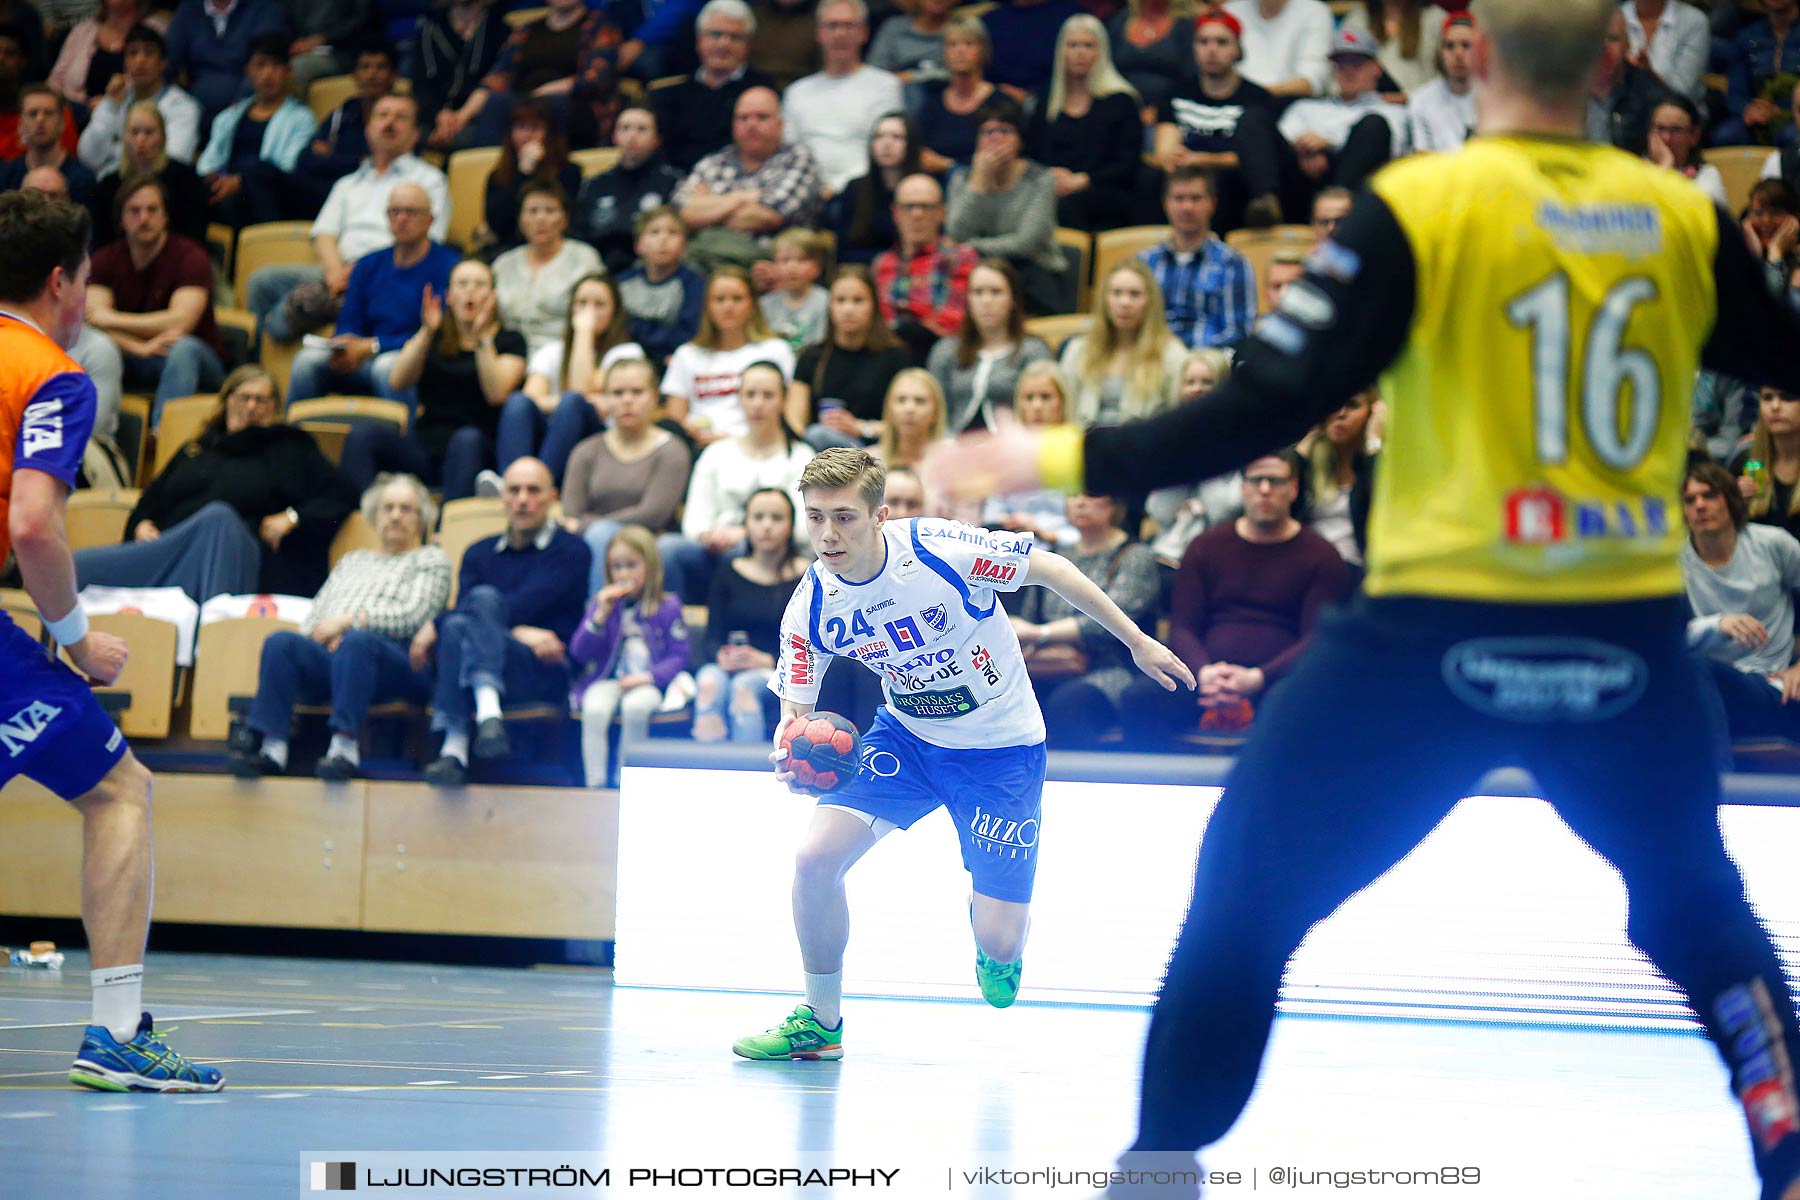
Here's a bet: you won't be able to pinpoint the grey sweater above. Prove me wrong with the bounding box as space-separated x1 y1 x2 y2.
945 160 1064 274
927 334 1052 433
1680 522 1800 676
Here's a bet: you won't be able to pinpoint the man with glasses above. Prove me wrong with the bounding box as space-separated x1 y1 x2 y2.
285 181 459 405
1587 7 1663 154
872 172 978 356
649 0 774 171
781 0 902 196
1119 447 1347 747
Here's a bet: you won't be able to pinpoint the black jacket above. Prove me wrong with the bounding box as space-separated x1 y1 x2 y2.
571 154 686 272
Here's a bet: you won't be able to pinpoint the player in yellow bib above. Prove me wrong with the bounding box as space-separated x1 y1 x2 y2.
926 1 1800 1195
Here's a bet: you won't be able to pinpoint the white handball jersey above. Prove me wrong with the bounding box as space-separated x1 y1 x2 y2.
771 517 1046 750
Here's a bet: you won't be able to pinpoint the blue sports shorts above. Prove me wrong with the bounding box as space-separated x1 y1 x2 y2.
0 615 127 801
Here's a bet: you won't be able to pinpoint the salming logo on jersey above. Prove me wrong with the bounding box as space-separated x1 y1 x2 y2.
0 700 63 757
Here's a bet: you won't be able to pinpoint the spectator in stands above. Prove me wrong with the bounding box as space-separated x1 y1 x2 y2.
1589 7 1663 155
416 456 589 787
415 0 506 150
475 99 580 254
1026 16 1144 233
928 256 1051 434
162 0 288 123
48 0 166 110
1299 386 1376 570
1622 0 1709 107
91 100 207 246
16 170 121 448
248 93 449 347
86 177 225 421
946 95 1068 315
885 463 927 517
287 180 460 404
781 0 901 199
288 40 397 219
342 258 528 502
1719 0 1800 148
1108 0 1195 118
1140 166 1256 351
1311 185 1349 240
195 35 313 228
981 357 1075 548
232 473 451 781
1743 179 1800 284
76 365 358 600
1261 245 1304 311
1277 27 1408 207
761 227 829 351
571 103 685 273
1696 368 1759 465
0 29 36 162
570 525 691 788
1680 459 1800 744
1647 94 1729 208
1340 0 1441 97
1122 446 1348 745
461 0 624 147
1146 347 1242 583
1760 82 1800 188
675 85 821 271
750 0 822 90
787 264 911 448
1406 8 1475 154
562 356 692 589
1155 10 1285 229
1734 387 1800 543
0 87 96 212
692 486 806 743
869 0 951 77
1012 491 1159 748
1060 259 1186 425
618 205 705 363
650 0 774 172
284 0 376 92
916 13 1001 172
1224 0 1332 98
831 110 916 266
491 182 602 356
505 273 646 481
669 358 810 599
871 366 945 469
663 265 795 448
873 172 978 355
76 25 200 173
982 0 1080 94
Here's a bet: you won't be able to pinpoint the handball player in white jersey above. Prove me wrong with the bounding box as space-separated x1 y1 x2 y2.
733 448 1193 1060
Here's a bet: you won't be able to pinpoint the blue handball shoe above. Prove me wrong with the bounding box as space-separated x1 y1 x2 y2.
69 1012 225 1093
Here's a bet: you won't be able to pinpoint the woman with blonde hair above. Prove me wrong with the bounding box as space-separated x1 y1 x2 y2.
662 265 796 449
1300 387 1379 567
1731 387 1800 543
1146 348 1243 574
1107 0 1195 115
1059 259 1187 425
916 13 1004 173
873 367 948 469
1027 15 1146 231
91 101 207 245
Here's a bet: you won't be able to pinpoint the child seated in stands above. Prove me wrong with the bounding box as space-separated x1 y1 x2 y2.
760 228 830 353
568 525 693 788
982 360 1077 549
618 206 706 364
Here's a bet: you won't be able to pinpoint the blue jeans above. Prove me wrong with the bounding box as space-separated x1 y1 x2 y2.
73 499 259 604
124 336 227 423
246 264 323 344
341 424 493 503
287 346 413 411
246 628 428 740
580 519 624 594
429 584 570 734
693 663 775 743
496 390 600 484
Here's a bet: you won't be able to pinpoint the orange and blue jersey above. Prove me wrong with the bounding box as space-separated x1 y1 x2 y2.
0 310 96 570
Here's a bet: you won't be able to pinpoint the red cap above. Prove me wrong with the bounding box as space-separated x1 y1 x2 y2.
1441 9 1475 34
1195 9 1243 41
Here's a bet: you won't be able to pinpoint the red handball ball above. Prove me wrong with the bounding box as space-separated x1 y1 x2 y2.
778 711 862 792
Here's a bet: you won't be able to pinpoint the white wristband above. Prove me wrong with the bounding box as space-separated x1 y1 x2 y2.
45 602 88 646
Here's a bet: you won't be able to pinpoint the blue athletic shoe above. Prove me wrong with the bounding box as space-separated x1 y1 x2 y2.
70 1012 225 1093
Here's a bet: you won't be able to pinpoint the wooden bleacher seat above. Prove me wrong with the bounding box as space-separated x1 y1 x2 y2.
0 587 43 643
1093 225 1170 293
207 222 234 278
64 612 178 738
115 394 151 487
1024 313 1091 353
190 615 301 740
504 5 548 26
306 73 410 123
261 323 321 401
66 488 140 551
438 498 507 601
570 147 621 179
287 395 411 437
648 73 685 91
447 146 503 251
1705 145 1771 217
330 511 382 567
232 220 315 311
151 393 218 476
1055 226 1092 311
214 306 256 366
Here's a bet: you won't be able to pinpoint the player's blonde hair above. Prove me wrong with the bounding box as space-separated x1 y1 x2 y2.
799 446 888 514
1471 0 1613 104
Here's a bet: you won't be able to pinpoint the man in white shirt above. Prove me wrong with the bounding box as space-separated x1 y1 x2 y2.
1278 27 1409 200
75 25 202 173
1621 0 1710 106
1407 9 1478 153
780 0 903 196
1223 0 1334 98
244 93 451 346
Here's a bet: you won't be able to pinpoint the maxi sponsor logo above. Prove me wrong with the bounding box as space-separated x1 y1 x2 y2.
787 634 813 686
970 558 1017 584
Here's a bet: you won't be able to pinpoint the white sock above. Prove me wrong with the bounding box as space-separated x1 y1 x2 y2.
327 733 361 766
803 971 843 1029
261 736 288 769
474 686 503 723
92 965 143 1042
440 730 470 765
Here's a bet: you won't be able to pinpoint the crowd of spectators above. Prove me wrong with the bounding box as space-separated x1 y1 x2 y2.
7 0 1799 786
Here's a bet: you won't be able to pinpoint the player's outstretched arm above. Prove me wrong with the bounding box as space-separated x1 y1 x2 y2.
1026 550 1194 693
9 468 127 685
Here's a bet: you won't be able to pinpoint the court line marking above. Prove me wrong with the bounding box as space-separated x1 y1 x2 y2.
0 1009 306 1031
0 1109 54 1118
0 1082 845 1093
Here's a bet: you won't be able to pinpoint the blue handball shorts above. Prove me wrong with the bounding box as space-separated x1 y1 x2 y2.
825 708 1048 904
0 616 128 801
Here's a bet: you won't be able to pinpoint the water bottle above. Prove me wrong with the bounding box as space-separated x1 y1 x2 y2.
1747 458 1770 497
8 941 65 969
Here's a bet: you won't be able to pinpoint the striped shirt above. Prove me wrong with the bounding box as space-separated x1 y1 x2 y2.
302 546 452 640
1139 237 1257 350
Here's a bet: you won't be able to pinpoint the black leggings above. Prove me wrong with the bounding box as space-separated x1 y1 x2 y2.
1132 596 1800 1197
